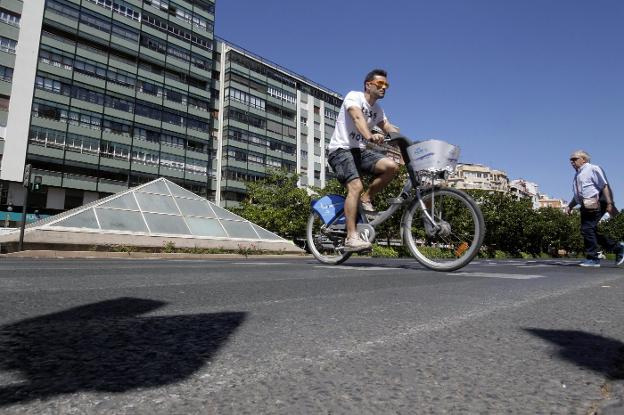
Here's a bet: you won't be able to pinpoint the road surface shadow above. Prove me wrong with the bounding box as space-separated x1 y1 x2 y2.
524 328 624 379
0 297 246 406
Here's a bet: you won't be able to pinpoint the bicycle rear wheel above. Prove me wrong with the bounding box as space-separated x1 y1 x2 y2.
306 212 352 265
402 187 484 271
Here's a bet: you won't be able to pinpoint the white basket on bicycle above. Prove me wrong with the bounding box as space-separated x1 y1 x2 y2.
407 139 460 173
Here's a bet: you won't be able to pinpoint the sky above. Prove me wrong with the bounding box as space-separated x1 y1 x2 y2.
215 0 624 205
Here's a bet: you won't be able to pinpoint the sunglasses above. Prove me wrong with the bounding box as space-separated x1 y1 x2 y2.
570 157 580 161
368 79 389 89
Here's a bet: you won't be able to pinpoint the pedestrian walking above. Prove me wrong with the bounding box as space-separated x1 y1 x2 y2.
565 150 624 267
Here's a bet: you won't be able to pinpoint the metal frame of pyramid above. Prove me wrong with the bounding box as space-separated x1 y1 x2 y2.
0 178 300 252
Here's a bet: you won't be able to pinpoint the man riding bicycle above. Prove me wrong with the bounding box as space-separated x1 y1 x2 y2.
327 69 400 252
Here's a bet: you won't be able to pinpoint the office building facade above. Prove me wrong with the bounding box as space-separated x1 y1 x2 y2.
1 0 218 217
0 0 345 217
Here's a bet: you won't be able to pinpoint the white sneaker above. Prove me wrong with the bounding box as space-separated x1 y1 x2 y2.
361 200 376 213
344 237 372 252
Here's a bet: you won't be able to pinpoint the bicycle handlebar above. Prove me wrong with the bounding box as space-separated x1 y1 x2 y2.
383 132 418 149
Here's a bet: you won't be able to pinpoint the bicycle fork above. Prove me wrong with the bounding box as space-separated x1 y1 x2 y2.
400 187 440 242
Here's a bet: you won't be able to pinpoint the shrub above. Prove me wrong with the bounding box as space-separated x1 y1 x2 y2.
163 241 177 253
371 244 399 258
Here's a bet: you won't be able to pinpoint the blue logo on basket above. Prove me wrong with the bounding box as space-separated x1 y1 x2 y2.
414 152 434 161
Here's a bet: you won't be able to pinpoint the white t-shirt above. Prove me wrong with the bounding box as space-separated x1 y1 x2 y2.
328 91 387 152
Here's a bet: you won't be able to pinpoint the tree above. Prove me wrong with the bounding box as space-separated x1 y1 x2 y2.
468 190 534 255
233 169 311 241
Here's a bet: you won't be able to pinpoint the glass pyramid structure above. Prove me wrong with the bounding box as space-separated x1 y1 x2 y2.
26 178 286 243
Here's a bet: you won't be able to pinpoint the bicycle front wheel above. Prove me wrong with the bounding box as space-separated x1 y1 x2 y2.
402 187 484 272
306 212 352 265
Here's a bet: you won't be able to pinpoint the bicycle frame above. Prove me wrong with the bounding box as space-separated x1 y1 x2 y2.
319 173 441 243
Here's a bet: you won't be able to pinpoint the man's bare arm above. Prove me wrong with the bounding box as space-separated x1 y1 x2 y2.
378 119 400 134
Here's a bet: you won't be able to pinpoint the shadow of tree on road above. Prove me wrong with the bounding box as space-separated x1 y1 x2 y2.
0 297 246 406
524 328 624 380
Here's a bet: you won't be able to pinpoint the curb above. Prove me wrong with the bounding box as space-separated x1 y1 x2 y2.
0 250 310 260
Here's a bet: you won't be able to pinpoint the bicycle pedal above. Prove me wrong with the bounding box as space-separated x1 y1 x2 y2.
387 197 404 205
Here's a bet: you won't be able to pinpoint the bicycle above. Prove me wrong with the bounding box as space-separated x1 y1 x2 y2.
306 133 485 272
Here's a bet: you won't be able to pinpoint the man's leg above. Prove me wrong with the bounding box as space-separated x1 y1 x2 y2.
580 209 601 259
361 158 399 204
345 178 363 240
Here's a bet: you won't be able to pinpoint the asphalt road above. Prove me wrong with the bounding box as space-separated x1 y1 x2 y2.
0 257 623 414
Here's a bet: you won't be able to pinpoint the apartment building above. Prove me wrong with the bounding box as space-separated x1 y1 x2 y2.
447 163 509 192
0 0 217 217
0 0 348 218
509 179 540 209
216 42 342 207
537 194 565 210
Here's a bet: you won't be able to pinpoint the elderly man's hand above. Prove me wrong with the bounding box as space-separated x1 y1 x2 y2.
606 204 619 217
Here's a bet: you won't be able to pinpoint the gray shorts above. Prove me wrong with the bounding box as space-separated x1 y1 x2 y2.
327 148 385 185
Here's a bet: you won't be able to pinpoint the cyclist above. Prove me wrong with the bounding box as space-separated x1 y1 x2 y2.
327 69 400 251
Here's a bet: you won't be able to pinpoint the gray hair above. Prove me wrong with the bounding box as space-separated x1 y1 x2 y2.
571 150 590 162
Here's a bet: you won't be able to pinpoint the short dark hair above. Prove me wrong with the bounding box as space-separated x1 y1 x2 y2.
364 69 388 88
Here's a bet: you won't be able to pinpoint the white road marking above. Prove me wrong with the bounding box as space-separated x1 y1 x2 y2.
315 265 403 271
452 272 546 279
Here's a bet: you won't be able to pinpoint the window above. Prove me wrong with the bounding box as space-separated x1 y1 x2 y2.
226 108 265 129
324 108 338 120
103 118 131 136
162 111 184 126
267 86 296 104
138 80 161 96
165 89 184 104
188 95 208 111
87 0 140 21
80 10 112 33
66 134 100 154
74 59 107 79
160 152 185 170
32 101 68 122
161 133 185 148
105 94 133 112
227 88 265 110
132 147 160 165
187 140 207 153
29 127 66 148
100 140 130 160
0 37 17 54
185 158 207 173
142 12 213 51
73 86 104 104
0 10 20 26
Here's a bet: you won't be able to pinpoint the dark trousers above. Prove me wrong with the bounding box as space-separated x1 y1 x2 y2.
580 206 617 259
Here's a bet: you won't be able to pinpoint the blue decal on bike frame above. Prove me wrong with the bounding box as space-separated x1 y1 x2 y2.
311 195 347 224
